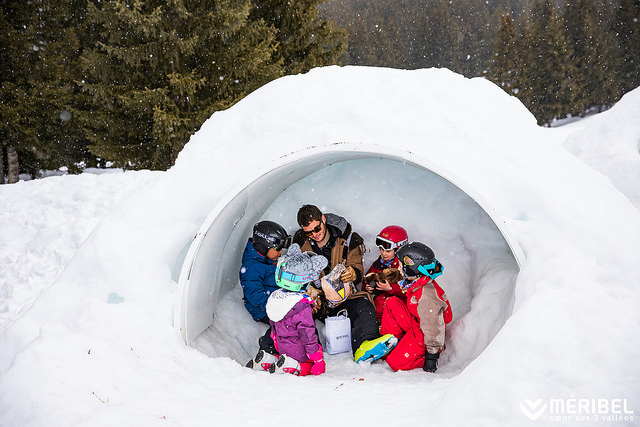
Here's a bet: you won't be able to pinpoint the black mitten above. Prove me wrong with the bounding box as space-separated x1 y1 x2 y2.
423 351 440 373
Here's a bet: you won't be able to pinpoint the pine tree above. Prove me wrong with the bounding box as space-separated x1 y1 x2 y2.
563 0 620 115
488 12 519 95
0 1 39 181
510 9 534 107
0 0 95 181
517 0 578 126
324 1 405 67
614 0 640 95
584 7 621 112
321 0 502 75
338 14 371 65
412 0 460 70
249 0 346 75
36 0 99 173
448 0 494 76
80 0 281 170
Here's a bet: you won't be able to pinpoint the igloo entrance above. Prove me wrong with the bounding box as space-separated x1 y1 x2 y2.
174 144 522 371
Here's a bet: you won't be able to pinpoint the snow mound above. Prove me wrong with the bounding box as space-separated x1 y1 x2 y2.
1 66 639 426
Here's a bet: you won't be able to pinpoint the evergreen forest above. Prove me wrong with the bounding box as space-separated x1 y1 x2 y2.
1 0 638 182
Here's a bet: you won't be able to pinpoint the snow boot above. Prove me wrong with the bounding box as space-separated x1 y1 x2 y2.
245 350 277 371
354 334 398 364
268 354 301 375
423 351 440 373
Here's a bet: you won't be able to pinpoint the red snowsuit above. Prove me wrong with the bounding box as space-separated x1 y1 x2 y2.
365 256 405 322
380 276 452 371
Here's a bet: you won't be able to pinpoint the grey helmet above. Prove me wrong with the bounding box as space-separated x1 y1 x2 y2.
396 242 443 279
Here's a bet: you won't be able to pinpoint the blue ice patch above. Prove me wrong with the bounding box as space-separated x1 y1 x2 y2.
107 292 125 304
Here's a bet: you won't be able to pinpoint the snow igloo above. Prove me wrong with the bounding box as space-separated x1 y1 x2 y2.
173 66 536 371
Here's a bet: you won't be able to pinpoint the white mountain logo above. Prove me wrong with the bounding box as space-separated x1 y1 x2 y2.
520 399 547 421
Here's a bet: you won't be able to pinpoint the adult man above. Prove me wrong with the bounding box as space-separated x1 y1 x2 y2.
292 204 397 363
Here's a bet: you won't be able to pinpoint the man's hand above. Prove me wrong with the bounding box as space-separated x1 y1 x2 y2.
340 266 356 283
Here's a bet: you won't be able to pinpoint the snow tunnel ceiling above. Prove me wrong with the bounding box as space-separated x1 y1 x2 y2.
174 143 525 345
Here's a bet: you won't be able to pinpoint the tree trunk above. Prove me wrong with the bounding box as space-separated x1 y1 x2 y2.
0 148 4 184
7 146 19 184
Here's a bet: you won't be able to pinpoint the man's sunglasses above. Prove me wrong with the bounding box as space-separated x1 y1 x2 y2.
303 222 324 237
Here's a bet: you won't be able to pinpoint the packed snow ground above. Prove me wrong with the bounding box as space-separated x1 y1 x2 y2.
1 66 639 426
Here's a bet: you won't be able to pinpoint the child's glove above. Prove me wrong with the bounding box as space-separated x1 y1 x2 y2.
308 348 325 375
340 266 356 283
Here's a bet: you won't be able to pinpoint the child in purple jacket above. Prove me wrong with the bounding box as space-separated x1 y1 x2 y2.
266 243 328 376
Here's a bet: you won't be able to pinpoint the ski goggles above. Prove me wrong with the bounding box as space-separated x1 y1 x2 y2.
254 230 291 251
375 236 408 251
417 259 444 279
276 262 315 285
273 236 292 251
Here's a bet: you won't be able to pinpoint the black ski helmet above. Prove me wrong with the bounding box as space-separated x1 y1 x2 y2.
396 242 443 279
252 220 290 255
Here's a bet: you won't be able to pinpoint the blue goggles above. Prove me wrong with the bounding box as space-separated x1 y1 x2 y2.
416 259 444 279
276 264 315 284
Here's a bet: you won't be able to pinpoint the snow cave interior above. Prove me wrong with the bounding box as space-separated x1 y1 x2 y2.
175 148 522 373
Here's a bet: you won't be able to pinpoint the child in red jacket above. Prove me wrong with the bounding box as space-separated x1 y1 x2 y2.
380 242 452 372
364 225 409 322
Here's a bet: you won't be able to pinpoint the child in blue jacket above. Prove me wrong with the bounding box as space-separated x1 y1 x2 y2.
241 220 290 370
239 220 290 322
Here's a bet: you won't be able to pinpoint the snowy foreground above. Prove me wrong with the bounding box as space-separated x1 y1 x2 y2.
1 66 640 426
